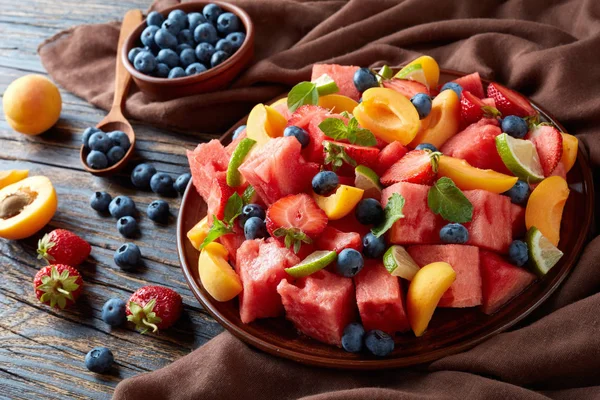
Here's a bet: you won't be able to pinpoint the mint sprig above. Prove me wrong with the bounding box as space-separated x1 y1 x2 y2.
273 227 312 254
287 82 319 113
427 177 473 223
200 192 244 249
323 141 357 171
318 117 377 146
371 193 405 237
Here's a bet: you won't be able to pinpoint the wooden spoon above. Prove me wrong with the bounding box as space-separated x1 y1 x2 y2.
80 9 143 176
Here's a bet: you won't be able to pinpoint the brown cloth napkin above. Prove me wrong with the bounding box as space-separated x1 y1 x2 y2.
40 0 600 398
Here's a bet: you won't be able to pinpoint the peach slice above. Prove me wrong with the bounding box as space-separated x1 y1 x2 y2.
397 56 440 89
409 89 460 148
313 185 364 220
318 94 359 114
560 133 578 173
198 242 242 302
246 104 287 146
438 156 518 193
353 88 421 145
525 176 569 246
0 170 28 190
0 176 57 240
187 216 210 250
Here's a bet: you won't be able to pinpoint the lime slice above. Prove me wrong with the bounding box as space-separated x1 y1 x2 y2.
394 63 429 89
313 74 339 97
383 245 420 280
226 138 257 187
285 250 337 278
526 226 563 276
355 165 382 199
377 65 394 84
495 133 544 183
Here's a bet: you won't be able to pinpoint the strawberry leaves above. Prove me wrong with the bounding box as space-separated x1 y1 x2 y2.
323 141 357 171
428 177 473 223
319 116 377 146
481 105 502 119
273 227 313 254
200 192 243 249
35 266 80 309
371 193 405 237
127 298 163 334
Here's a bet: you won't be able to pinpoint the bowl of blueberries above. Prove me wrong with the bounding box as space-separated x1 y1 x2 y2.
123 2 253 99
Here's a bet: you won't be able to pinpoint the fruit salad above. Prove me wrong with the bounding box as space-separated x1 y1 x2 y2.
186 55 576 356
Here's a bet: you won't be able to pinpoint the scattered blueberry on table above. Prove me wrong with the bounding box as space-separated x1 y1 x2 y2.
150 172 175 196
174 172 192 194
90 191 112 212
147 199 170 224
114 243 142 271
85 347 114 373
101 298 127 327
109 195 136 218
131 163 157 189
117 216 138 238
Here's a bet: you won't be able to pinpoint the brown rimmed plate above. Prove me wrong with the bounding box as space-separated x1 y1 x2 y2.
177 69 595 369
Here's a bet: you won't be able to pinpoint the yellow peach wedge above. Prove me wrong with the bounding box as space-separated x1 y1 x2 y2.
525 176 569 246
560 133 578 173
313 185 364 220
246 104 287 146
318 94 359 114
438 156 518 194
353 88 421 145
0 176 57 240
407 262 456 337
187 216 210 250
396 56 440 89
409 89 460 148
0 170 28 190
198 242 242 302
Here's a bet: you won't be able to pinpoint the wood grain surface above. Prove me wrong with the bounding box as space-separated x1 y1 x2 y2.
0 1 224 398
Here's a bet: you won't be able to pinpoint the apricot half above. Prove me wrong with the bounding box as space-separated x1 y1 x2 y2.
353 88 421 145
318 94 359 114
396 56 440 89
198 242 242 302
0 176 57 240
560 133 578 173
525 176 569 246
187 216 210 250
313 185 364 220
438 156 518 193
0 170 29 190
246 104 287 146
409 89 460 148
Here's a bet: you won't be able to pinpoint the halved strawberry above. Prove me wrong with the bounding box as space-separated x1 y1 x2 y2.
375 141 409 176
526 124 563 176
382 78 429 99
487 82 537 118
287 105 329 130
266 194 328 253
380 149 439 186
206 173 235 223
481 98 496 108
316 226 362 253
460 91 501 127
453 72 484 98
325 141 380 175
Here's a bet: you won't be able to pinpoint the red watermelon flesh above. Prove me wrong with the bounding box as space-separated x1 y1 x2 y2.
479 250 536 315
382 79 429 98
375 141 409 176
464 190 513 254
510 203 526 238
235 239 300 324
382 182 444 245
305 112 347 164
354 260 410 334
453 72 485 99
239 136 319 205
225 129 247 157
218 224 246 264
316 226 362 253
440 118 511 174
408 244 482 308
277 270 355 346
287 105 329 130
328 213 372 237
311 64 361 101
187 139 230 201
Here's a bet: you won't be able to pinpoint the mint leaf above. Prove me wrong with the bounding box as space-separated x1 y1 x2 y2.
323 141 357 171
242 185 256 205
353 128 377 146
287 82 318 113
199 217 233 249
427 177 473 223
318 118 348 141
319 117 376 147
224 192 243 224
371 193 405 237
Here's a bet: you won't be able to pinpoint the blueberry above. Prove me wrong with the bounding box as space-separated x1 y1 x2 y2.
156 48 179 68
508 240 529 267
238 203 265 228
232 124 246 140
141 26 159 49
362 232 386 258
90 191 112 212
89 132 112 153
244 217 268 240
188 12 207 32
176 43 193 55
150 172 175 196
364 330 394 357
146 11 165 27
101 298 127 327
109 195 136 218
186 63 207 76
502 116 528 139
411 93 432 119
128 47 144 64
173 172 191 194
504 180 530 205
147 199 170 224
168 67 186 79
134 51 157 73
117 216 137 238
107 130 130 150
177 29 195 46
215 39 234 55
216 12 241 35
114 243 141 271
226 32 246 51
336 248 364 278
82 127 101 149
341 322 365 353
211 50 229 67
312 171 339 196
355 198 384 225
85 347 114 373
180 48 197 68
439 223 469 244
154 28 178 50
107 146 125 165
131 163 157 189
154 63 170 78
86 151 108 170
283 126 309 148
195 42 215 64
168 9 188 29
440 82 463 97
203 3 223 24
161 19 182 36
194 22 218 45
415 143 438 152
353 68 378 93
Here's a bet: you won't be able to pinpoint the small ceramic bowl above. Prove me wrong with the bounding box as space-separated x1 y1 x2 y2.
122 1 254 99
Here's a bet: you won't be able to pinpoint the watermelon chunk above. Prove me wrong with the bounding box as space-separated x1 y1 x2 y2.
453 72 484 99
316 226 362 253
277 270 356 346
510 203 526 238
440 118 511 174
464 190 513 254
235 239 300 324
311 64 361 101
479 250 536 315
354 261 410 334
238 136 319 205
305 112 347 164
408 245 482 308
206 173 235 223
187 139 229 201
218 224 246 264
327 213 372 237
381 182 444 245
375 141 409 176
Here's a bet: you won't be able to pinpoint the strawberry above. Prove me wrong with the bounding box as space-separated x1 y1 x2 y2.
487 82 537 118
206 173 235 223
380 149 440 186
324 141 380 175
126 286 183 334
265 193 328 253
37 229 91 266
34 264 83 309
453 72 485 98
375 141 409 176
382 79 429 99
287 105 329 130
460 90 501 127
526 124 563 176
315 226 362 253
